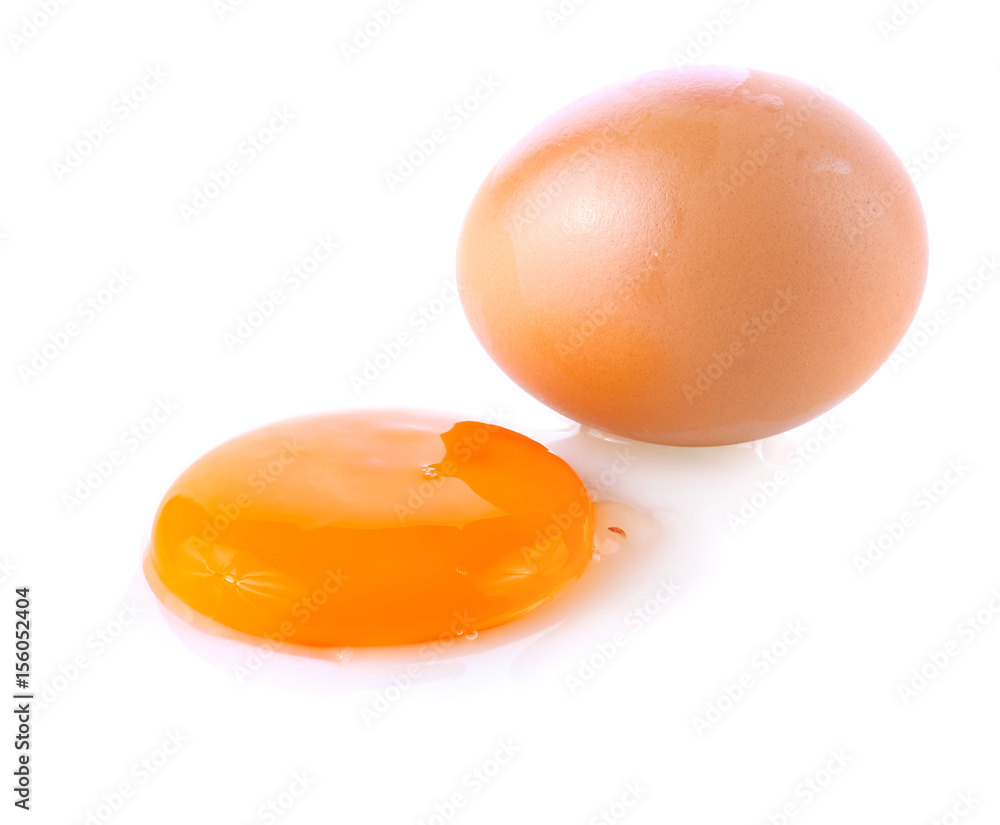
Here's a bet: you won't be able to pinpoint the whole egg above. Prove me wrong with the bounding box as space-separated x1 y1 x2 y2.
457 66 928 445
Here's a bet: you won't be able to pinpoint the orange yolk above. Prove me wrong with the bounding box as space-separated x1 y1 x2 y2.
147 410 594 647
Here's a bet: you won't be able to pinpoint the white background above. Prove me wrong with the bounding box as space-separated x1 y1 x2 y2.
3 0 999 822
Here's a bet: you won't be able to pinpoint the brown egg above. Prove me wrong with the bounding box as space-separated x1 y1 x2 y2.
457 66 927 446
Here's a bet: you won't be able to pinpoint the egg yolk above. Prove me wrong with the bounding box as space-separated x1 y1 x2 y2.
146 410 594 647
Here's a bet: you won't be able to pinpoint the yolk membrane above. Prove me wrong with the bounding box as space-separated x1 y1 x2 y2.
146 410 594 647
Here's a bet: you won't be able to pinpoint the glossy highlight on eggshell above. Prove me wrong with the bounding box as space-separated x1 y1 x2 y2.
457 66 928 446
146 410 594 647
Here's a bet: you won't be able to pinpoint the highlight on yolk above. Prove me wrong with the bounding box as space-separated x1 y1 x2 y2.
146 410 594 647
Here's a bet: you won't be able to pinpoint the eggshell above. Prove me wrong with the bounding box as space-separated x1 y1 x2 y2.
457 66 928 445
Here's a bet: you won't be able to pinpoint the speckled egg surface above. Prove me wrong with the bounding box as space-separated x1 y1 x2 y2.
457 66 928 446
